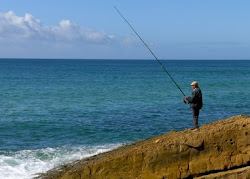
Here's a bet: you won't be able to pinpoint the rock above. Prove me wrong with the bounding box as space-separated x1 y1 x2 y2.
195 166 250 179
36 115 250 179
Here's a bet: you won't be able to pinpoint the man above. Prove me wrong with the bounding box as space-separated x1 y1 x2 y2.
184 81 203 129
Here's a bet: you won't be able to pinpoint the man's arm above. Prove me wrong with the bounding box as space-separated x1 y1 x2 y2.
185 90 197 104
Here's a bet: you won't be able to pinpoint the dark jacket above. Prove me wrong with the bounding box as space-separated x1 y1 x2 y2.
187 87 203 109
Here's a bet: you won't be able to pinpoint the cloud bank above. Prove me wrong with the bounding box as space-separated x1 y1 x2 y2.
0 11 114 44
1 11 248 59
0 11 146 59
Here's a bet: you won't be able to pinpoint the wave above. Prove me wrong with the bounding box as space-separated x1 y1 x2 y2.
0 144 121 179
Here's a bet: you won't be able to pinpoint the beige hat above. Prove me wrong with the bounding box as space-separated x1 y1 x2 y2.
190 81 198 86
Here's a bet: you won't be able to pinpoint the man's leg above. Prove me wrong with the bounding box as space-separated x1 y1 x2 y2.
192 108 199 129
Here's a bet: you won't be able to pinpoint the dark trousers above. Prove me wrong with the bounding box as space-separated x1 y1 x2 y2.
192 108 200 128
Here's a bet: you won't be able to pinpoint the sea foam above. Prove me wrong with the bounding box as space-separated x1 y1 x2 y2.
0 144 121 179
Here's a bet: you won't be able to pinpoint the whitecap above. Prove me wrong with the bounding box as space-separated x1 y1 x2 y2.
0 144 121 179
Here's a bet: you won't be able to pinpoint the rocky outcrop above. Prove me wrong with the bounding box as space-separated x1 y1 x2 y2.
36 115 250 179
195 166 250 179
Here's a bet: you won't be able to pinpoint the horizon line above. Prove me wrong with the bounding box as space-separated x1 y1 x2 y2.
0 58 249 61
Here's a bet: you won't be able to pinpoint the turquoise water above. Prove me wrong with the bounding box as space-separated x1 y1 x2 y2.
0 59 249 178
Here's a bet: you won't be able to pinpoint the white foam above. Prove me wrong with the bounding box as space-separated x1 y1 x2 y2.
0 144 121 179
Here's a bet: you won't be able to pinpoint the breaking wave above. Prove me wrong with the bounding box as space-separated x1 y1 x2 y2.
0 144 121 179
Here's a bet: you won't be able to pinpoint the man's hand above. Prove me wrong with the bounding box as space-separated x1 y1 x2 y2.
183 96 189 104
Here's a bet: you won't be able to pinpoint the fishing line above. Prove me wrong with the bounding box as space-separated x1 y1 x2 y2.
114 6 186 97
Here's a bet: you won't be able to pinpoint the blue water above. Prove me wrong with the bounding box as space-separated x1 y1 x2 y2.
0 59 249 178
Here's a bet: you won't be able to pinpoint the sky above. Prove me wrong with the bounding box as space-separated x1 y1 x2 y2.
0 0 250 59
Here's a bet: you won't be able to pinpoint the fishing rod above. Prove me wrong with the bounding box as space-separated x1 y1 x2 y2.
114 6 186 97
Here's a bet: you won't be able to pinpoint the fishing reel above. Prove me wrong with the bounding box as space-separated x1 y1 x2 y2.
183 99 188 104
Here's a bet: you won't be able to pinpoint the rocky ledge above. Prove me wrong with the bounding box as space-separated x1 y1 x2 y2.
36 115 250 179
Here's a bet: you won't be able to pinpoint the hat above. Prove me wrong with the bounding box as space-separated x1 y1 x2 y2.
190 81 198 86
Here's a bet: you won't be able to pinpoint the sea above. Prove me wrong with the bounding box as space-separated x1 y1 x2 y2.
0 59 249 179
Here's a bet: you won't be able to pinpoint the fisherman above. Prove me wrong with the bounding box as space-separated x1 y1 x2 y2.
184 81 203 130
114 8 204 130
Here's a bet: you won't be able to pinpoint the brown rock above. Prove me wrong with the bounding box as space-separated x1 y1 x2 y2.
195 166 250 179
36 115 250 179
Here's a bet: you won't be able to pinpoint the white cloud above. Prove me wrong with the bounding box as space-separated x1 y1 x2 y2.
0 11 114 44
121 35 140 46
0 10 149 58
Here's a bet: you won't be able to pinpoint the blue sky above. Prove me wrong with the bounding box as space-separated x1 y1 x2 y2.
0 0 250 59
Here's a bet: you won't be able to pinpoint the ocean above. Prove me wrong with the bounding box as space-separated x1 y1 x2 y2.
0 59 249 178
